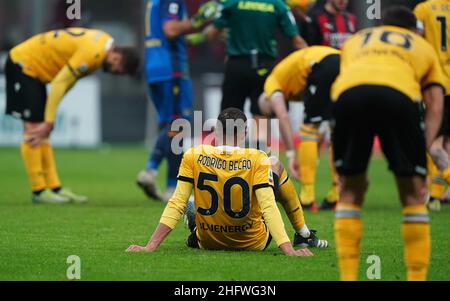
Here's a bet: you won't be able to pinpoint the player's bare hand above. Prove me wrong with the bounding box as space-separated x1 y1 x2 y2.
292 248 314 257
27 122 54 147
280 242 313 256
126 245 153 252
288 155 300 180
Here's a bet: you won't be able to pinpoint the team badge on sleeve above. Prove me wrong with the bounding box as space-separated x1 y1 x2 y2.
169 3 179 14
268 169 274 185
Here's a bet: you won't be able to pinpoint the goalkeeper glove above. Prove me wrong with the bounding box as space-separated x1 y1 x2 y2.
186 32 206 46
191 1 218 29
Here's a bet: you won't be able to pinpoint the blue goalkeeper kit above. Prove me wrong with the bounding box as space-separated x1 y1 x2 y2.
144 0 192 125
144 0 192 189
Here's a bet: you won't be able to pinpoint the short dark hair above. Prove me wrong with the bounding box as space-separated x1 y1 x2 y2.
216 108 247 138
114 46 141 76
382 5 417 30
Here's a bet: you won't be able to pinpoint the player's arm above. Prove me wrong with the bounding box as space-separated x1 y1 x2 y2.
292 35 308 50
422 48 446 150
413 3 426 36
278 3 307 49
185 25 224 46
127 149 195 252
127 180 193 252
187 0 229 44
163 0 218 40
424 86 444 150
26 66 78 147
264 75 299 179
45 66 78 123
255 187 312 257
186 0 230 46
306 12 321 45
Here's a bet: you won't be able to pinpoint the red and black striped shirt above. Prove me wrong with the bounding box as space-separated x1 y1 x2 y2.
307 8 356 49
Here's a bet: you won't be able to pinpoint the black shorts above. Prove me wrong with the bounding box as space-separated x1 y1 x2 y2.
5 56 47 122
438 96 450 136
303 54 340 124
332 85 427 178
221 55 275 116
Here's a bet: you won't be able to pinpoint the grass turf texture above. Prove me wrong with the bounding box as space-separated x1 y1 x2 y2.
0 146 449 281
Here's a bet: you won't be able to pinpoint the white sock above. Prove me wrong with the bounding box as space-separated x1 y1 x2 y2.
296 225 311 238
147 169 157 177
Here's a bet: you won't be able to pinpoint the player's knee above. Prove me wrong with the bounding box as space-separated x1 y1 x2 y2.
397 176 427 206
339 175 368 205
269 156 284 176
300 124 320 139
23 122 38 135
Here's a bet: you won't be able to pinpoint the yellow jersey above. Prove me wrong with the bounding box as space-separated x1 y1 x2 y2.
264 46 340 100
332 25 445 102
286 0 316 12
10 28 113 83
177 145 277 251
415 0 450 95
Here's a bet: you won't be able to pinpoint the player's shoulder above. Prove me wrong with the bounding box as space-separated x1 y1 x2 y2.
344 27 369 44
247 148 270 161
308 45 340 55
219 0 239 9
414 0 431 13
409 28 436 51
351 27 373 38
187 144 217 156
267 0 290 12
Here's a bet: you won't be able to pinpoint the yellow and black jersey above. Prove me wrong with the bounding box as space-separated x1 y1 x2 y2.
264 46 340 100
415 0 450 95
10 28 113 83
332 25 445 102
177 144 276 251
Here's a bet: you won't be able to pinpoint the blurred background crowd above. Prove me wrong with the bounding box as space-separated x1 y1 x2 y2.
0 0 424 146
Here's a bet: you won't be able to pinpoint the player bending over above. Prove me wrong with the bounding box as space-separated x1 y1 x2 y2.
415 0 450 211
331 6 444 280
5 28 140 204
127 108 327 254
259 46 340 211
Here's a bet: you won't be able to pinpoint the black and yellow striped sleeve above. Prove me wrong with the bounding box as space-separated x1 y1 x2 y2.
177 148 195 184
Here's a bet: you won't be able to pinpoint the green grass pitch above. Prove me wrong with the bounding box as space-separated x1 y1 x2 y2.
0 146 449 281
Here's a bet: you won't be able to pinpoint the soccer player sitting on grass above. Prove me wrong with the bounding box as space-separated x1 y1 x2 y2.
127 108 327 254
4 28 140 204
259 46 340 212
331 6 444 281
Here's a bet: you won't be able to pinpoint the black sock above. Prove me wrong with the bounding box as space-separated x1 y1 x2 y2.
33 189 44 196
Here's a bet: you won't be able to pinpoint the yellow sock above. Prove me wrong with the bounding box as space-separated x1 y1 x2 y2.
335 203 362 281
41 140 61 190
402 205 430 281
441 166 450 186
20 140 46 192
300 184 315 205
298 124 319 205
326 147 339 203
326 185 339 203
427 154 446 199
278 169 305 231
